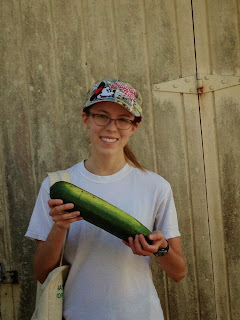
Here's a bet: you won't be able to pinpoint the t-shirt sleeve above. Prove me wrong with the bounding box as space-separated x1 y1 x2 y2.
25 177 54 241
153 185 181 239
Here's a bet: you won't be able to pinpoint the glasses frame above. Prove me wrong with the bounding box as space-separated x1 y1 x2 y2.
87 111 136 130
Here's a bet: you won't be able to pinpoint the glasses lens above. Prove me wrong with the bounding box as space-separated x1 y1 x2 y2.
94 114 109 126
91 113 133 129
116 119 132 129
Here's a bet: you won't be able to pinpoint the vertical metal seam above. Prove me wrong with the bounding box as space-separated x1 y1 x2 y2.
0 139 12 267
235 0 240 71
200 0 232 318
80 0 90 90
110 0 119 78
172 1 201 318
141 0 158 173
203 0 213 73
0 135 16 319
14 1 38 318
174 2 201 317
141 0 169 319
18 0 38 198
181 94 201 320
211 91 232 320
190 1 217 318
174 0 201 319
196 92 216 319
173 0 182 77
173 0 202 316
174 2 201 318
48 0 65 168
192 0 231 319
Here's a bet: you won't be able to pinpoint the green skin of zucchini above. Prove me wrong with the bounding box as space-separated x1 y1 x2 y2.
50 181 152 245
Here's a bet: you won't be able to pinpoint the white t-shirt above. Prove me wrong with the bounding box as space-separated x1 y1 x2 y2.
25 161 180 320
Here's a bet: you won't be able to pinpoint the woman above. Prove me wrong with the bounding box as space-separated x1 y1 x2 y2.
26 79 186 320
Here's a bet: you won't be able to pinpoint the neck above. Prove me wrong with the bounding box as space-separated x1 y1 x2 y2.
85 153 127 176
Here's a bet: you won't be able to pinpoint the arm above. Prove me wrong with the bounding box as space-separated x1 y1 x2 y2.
34 200 83 284
123 231 186 282
154 236 186 282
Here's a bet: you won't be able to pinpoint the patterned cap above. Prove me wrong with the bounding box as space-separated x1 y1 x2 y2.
83 79 142 118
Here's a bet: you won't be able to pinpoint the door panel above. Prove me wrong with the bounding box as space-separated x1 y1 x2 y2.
148 0 216 318
0 134 17 320
193 0 240 319
152 90 216 319
215 87 240 320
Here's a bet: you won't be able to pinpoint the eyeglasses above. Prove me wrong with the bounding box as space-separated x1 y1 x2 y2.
87 112 135 130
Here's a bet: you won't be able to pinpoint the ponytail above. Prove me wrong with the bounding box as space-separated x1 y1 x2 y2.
124 143 146 172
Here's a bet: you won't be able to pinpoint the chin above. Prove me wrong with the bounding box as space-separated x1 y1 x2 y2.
97 146 122 158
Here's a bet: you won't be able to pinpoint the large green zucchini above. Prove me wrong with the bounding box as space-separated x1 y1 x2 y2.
50 181 152 244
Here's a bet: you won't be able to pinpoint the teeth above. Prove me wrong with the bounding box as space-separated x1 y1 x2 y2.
101 137 117 143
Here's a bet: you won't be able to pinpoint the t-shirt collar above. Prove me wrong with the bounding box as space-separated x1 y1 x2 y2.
79 160 133 183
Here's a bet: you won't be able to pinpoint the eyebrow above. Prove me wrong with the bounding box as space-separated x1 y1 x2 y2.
96 109 132 118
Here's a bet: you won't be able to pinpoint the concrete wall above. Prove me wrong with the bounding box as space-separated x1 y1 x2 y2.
0 0 239 319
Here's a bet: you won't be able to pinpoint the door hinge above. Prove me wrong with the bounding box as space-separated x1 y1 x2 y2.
0 263 18 284
153 74 240 94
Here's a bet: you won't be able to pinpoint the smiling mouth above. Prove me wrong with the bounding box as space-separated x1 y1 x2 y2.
101 137 118 143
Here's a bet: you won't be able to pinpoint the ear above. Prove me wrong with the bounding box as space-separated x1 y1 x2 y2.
129 121 140 136
82 112 89 128
133 121 140 131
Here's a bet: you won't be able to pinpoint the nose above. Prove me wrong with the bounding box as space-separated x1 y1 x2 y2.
106 119 118 130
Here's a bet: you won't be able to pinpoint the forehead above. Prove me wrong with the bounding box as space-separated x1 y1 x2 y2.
90 101 133 117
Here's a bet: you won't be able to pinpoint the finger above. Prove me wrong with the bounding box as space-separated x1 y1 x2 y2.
55 215 83 229
134 235 149 256
48 199 63 208
139 234 159 253
134 235 142 251
128 237 137 254
122 240 130 247
62 211 81 220
134 235 157 256
49 203 74 216
53 211 80 222
67 215 83 222
148 231 163 241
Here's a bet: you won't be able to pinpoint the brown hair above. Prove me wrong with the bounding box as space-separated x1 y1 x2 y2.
124 143 146 171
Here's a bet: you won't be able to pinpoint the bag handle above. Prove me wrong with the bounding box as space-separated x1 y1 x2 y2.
48 169 71 186
48 170 71 266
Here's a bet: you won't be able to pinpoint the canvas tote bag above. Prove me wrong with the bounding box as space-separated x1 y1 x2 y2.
31 170 71 320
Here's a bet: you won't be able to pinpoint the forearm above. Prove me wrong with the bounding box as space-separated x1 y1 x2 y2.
34 224 67 283
156 244 186 282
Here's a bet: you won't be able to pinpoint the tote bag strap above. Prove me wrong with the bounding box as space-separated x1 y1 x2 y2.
48 169 71 186
47 169 71 266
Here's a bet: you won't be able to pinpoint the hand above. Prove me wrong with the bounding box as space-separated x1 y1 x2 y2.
48 199 83 230
122 231 168 257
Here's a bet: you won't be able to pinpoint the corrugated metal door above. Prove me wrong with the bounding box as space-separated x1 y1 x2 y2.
0 1 239 319
192 1 240 319
152 1 240 319
150 1 216 319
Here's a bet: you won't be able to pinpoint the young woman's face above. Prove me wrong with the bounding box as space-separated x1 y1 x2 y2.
82 101 140 158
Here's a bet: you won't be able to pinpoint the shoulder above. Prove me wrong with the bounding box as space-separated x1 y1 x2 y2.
129 166 171 192
42 160 84 190
67 160 84 177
